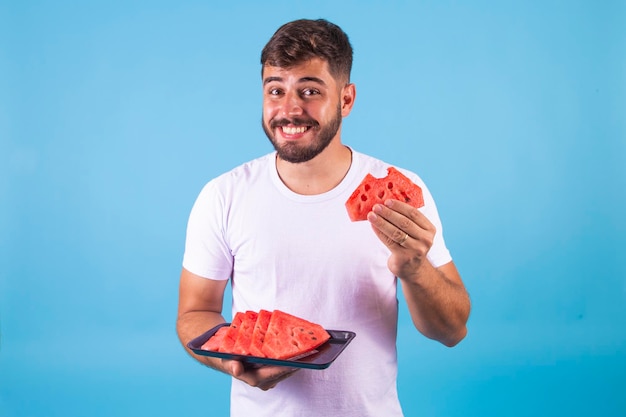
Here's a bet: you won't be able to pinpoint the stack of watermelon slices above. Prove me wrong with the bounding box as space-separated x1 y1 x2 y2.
201 310 331 360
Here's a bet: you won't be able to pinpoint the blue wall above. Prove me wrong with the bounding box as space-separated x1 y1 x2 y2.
1 1 625 416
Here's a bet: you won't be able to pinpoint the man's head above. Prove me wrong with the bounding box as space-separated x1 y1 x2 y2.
260 19 356 164
261 19 353 85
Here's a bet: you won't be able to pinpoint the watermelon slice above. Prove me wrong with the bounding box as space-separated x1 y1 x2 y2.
218 311 245 353
345 166 424 222
248 309 272 357
231 311 258 355
200 326 229 351
261 310 331 360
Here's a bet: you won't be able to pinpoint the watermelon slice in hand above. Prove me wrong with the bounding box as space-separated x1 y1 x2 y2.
345 166 424 222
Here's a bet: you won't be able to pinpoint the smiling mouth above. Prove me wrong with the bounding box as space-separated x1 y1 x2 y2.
281 126 309 135
270 118 317 136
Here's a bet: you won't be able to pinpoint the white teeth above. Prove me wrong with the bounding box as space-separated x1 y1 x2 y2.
282 126 308 134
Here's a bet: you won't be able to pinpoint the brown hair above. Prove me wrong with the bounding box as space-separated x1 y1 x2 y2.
261 19 353 83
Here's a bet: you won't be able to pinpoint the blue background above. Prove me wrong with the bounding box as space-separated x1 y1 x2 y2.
1 1 625 416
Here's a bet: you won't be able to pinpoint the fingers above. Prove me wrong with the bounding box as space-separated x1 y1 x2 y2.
254 366 299 391
367 212 411 248
223 359 299 390
397 231 409 246
380 199 433 230
367 200 435 251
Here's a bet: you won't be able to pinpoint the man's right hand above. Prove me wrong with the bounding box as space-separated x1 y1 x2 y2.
225 359 300 391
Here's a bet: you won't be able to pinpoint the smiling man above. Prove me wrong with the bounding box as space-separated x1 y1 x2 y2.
176 19 470 417
262 58 349 165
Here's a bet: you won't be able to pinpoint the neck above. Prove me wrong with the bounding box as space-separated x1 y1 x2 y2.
276 142 352 195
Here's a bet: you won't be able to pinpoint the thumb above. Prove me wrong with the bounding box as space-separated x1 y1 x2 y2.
222 359 243 377
228 360 243 377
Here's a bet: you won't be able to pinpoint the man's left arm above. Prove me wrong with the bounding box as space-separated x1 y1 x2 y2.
368 199 471 347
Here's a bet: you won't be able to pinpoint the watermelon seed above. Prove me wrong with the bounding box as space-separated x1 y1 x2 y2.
387 181 394 189
360 194 368 202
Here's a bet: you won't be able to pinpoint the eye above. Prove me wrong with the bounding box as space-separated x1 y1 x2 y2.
266 87 283 96
301 88 320 97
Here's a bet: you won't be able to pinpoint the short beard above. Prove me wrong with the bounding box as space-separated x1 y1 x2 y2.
262 105 342 164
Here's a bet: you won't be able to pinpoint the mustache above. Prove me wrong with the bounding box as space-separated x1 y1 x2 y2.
270 118 319 129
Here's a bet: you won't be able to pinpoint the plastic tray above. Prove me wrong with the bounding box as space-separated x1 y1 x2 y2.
187 323 356 370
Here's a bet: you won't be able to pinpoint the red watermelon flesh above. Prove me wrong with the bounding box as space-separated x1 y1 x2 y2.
218 312 245 353
231 311 258 355
248 309 272 357
201 326 229 351
261 310 330 360
345 166 424 222
201 310 330 360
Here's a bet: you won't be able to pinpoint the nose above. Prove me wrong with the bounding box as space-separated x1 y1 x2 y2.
281 91 304 117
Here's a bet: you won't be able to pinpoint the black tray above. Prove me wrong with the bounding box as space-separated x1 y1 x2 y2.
187 323 356 370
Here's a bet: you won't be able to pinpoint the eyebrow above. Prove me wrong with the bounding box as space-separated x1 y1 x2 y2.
263 76 328 86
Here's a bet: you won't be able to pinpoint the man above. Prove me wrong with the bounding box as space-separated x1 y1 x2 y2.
177 18 470 417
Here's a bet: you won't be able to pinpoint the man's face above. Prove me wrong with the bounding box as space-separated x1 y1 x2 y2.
261 58 350 164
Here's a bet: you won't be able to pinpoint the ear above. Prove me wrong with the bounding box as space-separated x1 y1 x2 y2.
340 83 356 117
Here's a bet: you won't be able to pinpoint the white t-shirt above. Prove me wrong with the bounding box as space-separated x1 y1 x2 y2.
182 149 452 417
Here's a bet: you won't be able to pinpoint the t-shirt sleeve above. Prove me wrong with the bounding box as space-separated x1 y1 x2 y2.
182 180 233 280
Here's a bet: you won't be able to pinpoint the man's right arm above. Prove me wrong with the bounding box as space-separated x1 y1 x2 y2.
176 267 230 372
176 268 300 390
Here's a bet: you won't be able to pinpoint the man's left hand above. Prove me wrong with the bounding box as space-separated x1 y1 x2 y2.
367 199 435 279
